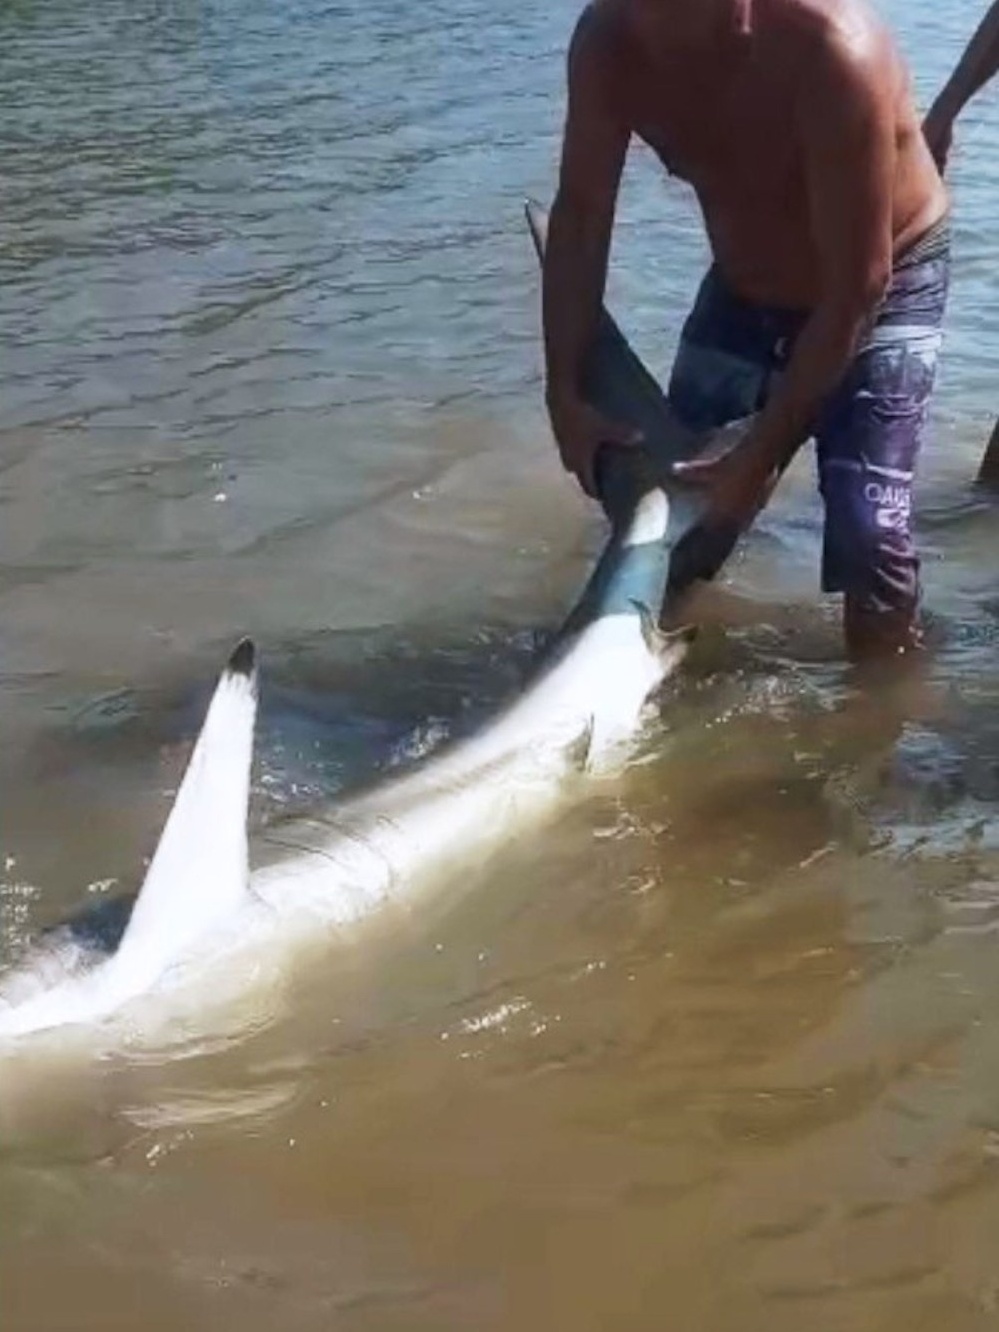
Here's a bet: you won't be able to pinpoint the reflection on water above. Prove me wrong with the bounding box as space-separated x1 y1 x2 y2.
4 0 999 1327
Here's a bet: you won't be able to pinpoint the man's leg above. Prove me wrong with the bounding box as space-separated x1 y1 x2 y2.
667 269 775 436
816 252 948 666
664 269 781 602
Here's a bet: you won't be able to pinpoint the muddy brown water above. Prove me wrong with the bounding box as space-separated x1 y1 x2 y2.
4 0 999 1327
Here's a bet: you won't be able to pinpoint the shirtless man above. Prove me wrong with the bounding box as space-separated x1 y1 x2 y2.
542 0 950 663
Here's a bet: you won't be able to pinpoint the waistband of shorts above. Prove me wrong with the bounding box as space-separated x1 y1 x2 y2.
706 214 951 321
894 213 951 271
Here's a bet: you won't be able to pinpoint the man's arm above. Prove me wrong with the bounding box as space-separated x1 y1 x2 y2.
543 7 635 496
924 2 999 171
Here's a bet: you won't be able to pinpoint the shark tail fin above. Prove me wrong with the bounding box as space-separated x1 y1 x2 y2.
525 198 548 262
102 638 259 1001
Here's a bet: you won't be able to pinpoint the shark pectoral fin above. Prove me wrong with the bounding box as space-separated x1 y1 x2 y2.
567 715 597 775
102 638 259 999
631 600 697 664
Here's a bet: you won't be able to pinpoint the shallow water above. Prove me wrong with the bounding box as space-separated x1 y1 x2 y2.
5 0 999 1327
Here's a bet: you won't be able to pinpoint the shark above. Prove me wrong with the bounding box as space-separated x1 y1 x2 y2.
0 201 749 1050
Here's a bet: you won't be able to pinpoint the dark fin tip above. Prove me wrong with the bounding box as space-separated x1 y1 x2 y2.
524 199 547 257
227 637 256 678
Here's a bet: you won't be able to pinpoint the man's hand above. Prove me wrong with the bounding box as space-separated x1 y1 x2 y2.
665 430 781 601
547 390 641 498
671 429 779 530
922 101 954 175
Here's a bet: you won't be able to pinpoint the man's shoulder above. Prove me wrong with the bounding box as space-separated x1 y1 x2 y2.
773 0 896 84
568 0 629 63
771 0 905 141
565 0 634 101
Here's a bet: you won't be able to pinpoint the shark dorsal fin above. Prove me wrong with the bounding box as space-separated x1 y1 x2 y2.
101 639 259 1002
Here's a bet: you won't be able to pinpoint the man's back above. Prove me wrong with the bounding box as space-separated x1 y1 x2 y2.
582 0 946 306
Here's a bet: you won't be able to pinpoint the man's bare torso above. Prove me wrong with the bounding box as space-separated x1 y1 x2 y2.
591 0 947 307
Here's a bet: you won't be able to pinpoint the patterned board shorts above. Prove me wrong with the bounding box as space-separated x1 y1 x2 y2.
666 219 951 616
